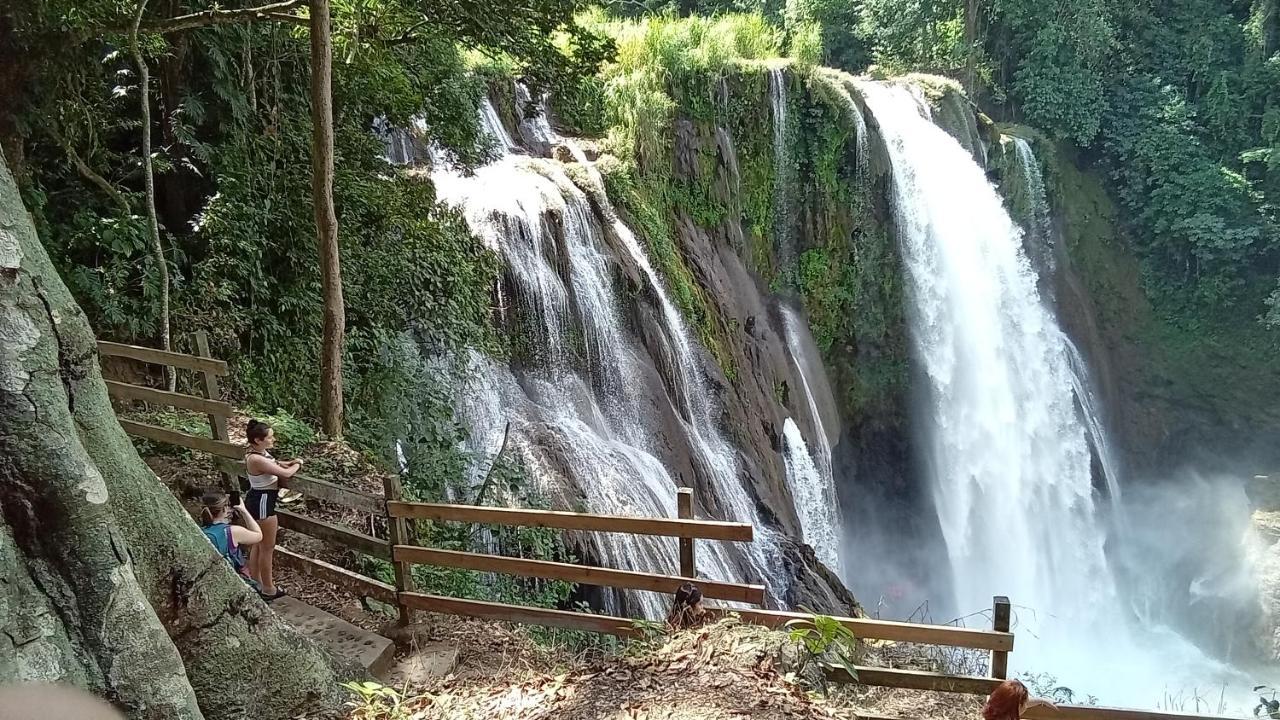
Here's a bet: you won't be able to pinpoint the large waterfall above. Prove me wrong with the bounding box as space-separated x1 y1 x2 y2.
857 79 1247 706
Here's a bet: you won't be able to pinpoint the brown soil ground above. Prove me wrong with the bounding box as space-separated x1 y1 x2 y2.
338 616 984 720
128 406 983 720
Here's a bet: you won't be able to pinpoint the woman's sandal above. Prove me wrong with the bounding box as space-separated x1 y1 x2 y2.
258 588 288 602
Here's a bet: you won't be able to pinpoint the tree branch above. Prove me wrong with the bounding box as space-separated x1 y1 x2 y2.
47 127 131 214
141 0 308 34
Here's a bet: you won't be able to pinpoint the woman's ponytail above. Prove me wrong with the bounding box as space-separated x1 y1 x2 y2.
199 489 229 527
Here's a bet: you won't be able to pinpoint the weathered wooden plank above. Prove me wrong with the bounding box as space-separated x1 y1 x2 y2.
386 501 753 542
990 595 1011 679
833 668 1233 720
276 509 390 559
1024 704 1239 720
97 340 228 375
827 666 1000 694
722 608 1014 652
289 475 384 514
398 591 639 638
383 475 416 626
275 546 396 605
213 459 384 514
118 418 242 459
677 488 695 577
393 546 766 604
105 380 234 417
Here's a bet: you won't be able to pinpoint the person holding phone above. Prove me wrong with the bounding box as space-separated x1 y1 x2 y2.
244 419 302 601
199 488 262 587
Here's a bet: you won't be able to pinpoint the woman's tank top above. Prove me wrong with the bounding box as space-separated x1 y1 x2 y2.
246 450 278 490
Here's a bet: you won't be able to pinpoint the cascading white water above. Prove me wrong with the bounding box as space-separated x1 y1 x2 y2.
1008 137 1056 280
430 99 773 616
857 79 1246 707
768 67 796 264
778 306 842 572
782 418 840 570
562 138 785 599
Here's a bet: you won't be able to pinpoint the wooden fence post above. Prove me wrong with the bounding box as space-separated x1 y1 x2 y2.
383 475 416 625
677 487 695 578
193 330 234 487
990 595 1010 679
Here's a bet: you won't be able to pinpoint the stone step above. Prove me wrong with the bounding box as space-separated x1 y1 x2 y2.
272 596 396 677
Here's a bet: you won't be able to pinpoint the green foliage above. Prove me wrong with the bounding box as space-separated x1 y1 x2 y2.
341 681 417 720
245 408 316 457
785 612 859 685
859 0 966 75
6 0 606 436
788 21 825 69
1018 672 1098 706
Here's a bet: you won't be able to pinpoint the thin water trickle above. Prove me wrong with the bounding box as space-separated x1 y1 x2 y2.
769 68 796 266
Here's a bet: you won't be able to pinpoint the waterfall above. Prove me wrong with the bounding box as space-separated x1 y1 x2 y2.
562 140 786 600
1062 336 1123 504
856 79 1243 705
778 306 841 571
817 70 870 184
427 98 776 616
769 68 796 265
1008 137 1055 279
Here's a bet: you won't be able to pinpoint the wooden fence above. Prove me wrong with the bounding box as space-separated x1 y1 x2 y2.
100 339 1237 720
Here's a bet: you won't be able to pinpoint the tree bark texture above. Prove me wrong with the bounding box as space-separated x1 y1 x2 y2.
129 1 175 392
310 0 345 438
0 149 341 718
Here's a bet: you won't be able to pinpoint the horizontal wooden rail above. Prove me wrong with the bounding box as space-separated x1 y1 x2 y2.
98 340 228 376
393 546 766 604
387 501 754 542
1023 704 1239 720
287 475 385 514
106 380 233 417
214 459 384 514
398 591 639 638
277 510 391 560
829 665 998 694
723 608 1014 652
119 418 241 459
829 668 1233 720
276 546 396 605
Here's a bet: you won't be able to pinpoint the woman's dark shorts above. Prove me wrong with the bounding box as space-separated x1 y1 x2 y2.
245 488 279 520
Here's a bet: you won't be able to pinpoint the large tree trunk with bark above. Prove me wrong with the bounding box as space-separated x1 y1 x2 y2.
310 0 345 438
0 149 341 718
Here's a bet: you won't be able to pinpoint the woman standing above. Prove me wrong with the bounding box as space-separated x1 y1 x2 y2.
244 418 302 600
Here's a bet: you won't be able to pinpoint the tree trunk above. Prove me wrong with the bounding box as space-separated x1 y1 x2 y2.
130 0 175 392
964 0 979 96
310 0 344 438
0 149 341 718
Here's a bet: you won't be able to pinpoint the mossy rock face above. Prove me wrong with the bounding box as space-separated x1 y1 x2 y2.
1046 145 1280 473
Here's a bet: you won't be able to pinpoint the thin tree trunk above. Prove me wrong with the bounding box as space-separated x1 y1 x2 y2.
130 0 175 392
964 0 979 95
310 0 344 437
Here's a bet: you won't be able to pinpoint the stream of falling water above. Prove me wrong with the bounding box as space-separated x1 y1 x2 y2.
856 79 1247 709
778 306 841 572
419 97 783 615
